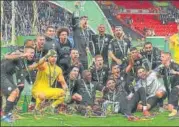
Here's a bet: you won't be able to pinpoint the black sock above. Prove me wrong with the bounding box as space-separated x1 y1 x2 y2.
4 100 14 115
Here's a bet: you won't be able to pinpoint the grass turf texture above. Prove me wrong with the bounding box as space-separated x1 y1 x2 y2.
1 112 179 126
1 95 179 126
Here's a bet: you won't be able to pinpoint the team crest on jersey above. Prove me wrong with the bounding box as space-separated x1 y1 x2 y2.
120 77 124 80
8 87 12 91
136 61 140 65
105 38 108 42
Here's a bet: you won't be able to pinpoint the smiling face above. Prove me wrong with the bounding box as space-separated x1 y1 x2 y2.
114 27 123 38
83 71 92 82
106 79 116 91
69 67 79 80
144 43 153 55
46 27 55 38
137 68 147 80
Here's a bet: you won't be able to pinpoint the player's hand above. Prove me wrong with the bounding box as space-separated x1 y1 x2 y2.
126 93 133 100
21 52 30 58
128 55 134 66
45 49 56 59
170 70 179 75
116 59 122 65
64 89 72 103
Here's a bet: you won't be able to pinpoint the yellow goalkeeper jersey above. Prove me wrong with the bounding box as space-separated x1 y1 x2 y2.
32 62 66 91
169 33 179 64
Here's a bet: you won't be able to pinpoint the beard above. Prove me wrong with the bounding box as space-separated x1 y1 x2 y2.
146 51 152 55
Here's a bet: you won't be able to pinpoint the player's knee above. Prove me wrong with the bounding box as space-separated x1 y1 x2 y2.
168 104 174 111
37 93 45 101
59 90 65 97
77 95 82 101
156 90 165 98
72 94 82 102
55 90 65 98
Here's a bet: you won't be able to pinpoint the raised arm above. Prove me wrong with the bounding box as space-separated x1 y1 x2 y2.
4 50 26 60
27 49 57 71
72 1 80 29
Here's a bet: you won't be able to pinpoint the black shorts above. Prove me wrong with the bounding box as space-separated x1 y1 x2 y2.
147 93 167 109
1 75 17 96
147 96 159 109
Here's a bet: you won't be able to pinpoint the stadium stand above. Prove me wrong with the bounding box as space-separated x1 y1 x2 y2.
113 1 154 9
171 1 179 9
118 14 178 36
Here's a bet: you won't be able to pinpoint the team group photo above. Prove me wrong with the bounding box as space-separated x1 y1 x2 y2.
0 0 179 126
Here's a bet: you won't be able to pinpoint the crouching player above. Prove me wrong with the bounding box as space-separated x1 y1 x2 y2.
32 51 68 113
124 66 166 121
134 67 166 113
102 78 128 116
1 47 56 122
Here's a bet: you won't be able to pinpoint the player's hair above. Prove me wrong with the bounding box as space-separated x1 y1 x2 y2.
57 27 69 37
45 26 55 32
36 34 45 39
95 55 103 60
111 63 119 69
68 65 80 74
136 66 146 73
106 78 116 84
161 51 171 56
24 46 35 50
24 39 34 47
130 47 137 52
82 70 91 79
144 42 152 47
